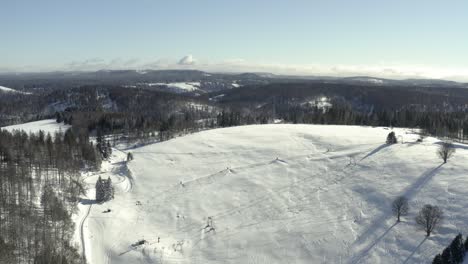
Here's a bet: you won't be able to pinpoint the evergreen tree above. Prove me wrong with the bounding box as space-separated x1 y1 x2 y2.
106 141 112 157
465 236 468 252
386 131 397 144
104 177 114 201
441 246 453 264
450 233 464 263
432 254 443 264
95 176 105 202
127 152 134 162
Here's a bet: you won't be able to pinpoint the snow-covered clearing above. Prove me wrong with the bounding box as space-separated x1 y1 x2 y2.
79 124 468 263
0 85 32 94
1 119 71 135
146 82 201 92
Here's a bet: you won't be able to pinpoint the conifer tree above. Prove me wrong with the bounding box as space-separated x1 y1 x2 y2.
450 233 464 264
386 131 397 144
441 247 452 264
95 176 105 202
465 236 468 252
104 177 114 201
127 152 134 162
432 254 443 264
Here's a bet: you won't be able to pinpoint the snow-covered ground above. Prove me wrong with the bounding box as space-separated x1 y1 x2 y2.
1 119 71 135
146 82 201 92
0 85 32 94
79 124 468 264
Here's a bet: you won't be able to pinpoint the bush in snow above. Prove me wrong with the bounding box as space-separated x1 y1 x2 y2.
127 152 134 162
437 141 455 164
386 131 397 144
415 204 443 237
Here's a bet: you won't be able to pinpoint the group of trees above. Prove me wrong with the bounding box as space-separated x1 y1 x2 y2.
95 176 114 203
433 233 468 264
392 197 443 237
0 128 100 263
96 130 112 159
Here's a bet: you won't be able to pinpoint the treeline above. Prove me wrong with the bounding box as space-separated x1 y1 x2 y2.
433 233 468 264
0 128 100 263
277 102 468 140
56 97 468 148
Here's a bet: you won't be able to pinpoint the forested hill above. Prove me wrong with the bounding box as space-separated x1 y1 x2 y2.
2 72 468 142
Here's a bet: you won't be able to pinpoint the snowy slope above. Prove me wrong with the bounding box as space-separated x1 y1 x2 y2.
0 85 31 94
147 82 201 92
1 119 71 135
80 125 468 264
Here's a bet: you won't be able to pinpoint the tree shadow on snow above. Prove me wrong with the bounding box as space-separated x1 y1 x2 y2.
402 237 428 264
434 141 468 150
349 163 442 264
360 144 390 161
80 198 97 205
349 222 398 264
402 163 444 200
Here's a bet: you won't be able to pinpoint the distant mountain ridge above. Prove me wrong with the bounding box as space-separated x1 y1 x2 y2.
1 69 466 87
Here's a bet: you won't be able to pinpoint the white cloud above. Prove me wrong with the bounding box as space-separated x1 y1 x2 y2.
178 55 195 65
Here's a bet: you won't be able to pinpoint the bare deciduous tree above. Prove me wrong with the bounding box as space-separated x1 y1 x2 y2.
437 141 455 163
392 196 409 222
415 204 443 236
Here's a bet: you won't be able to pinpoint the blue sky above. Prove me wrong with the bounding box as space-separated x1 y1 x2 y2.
2 0 468 80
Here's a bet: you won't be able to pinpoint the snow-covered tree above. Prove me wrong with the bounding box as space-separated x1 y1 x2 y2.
104 177 114 201
95 176 105 202
96 176 114 202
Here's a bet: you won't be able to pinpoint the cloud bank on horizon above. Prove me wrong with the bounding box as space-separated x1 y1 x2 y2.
3 55 468 82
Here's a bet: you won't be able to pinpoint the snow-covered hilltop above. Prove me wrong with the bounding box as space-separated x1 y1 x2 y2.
79 124 468 263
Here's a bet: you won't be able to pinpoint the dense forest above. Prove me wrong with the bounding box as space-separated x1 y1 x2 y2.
4 79 468 143
0 129 100 263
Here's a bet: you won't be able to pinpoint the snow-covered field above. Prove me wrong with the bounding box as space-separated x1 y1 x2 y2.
0 85 31 94
146 82 201 92
1 119 71 135
78 124 468 264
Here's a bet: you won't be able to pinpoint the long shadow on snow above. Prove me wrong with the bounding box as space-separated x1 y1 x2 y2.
348 163 443 263
360 144 390 161
402 163 443 200
402 237 428 264
350 222 398 264
434 141 468 150
80 198 97 205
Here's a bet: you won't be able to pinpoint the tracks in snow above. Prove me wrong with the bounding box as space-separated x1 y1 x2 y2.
80 203 93 259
